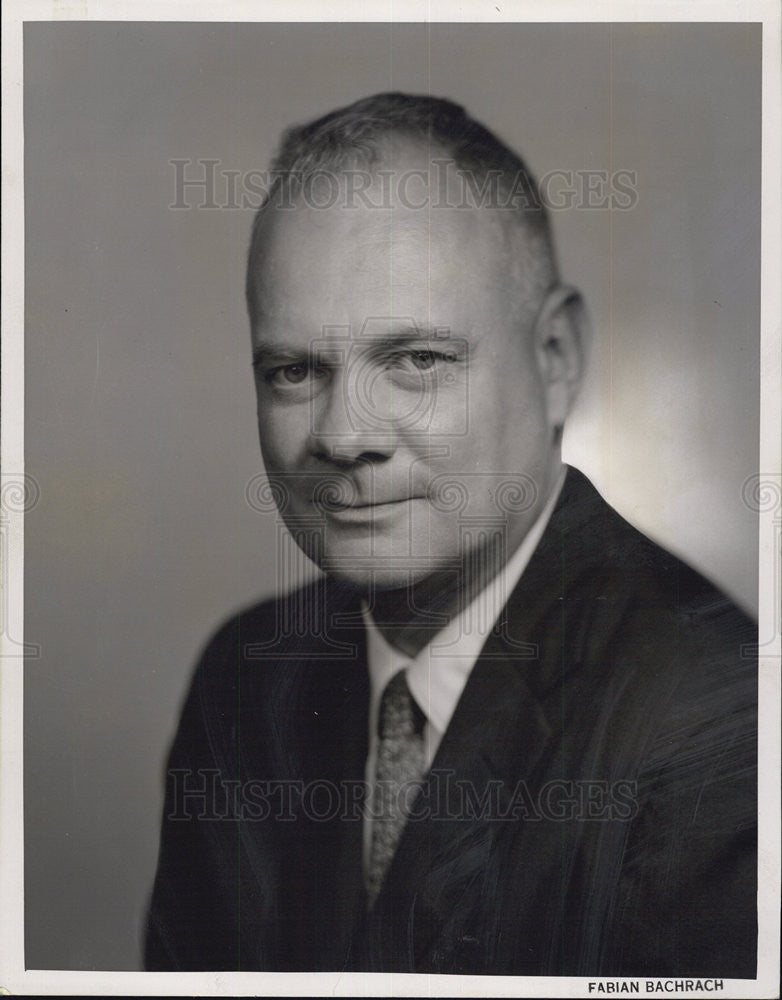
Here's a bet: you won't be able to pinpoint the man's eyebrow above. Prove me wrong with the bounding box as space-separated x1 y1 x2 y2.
365 324 450 343
251 342 309 368
360 325 471 355
338 324 462 350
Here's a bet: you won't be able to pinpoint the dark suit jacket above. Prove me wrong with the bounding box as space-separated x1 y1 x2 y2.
145 466 757 977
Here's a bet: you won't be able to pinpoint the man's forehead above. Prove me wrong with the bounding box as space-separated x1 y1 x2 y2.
259 191 490 251
247 146 541 340
251 194 516 310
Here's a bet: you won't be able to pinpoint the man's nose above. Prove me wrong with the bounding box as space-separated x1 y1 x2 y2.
309 366 398 465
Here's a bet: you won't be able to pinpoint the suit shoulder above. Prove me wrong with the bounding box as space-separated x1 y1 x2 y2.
194 578 325 669
214 574 358 640
560 467 755 641
192 574 365 681
165 579 329 754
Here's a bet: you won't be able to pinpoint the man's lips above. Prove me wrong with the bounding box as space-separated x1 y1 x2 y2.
313 496 426 519
328 498 418 509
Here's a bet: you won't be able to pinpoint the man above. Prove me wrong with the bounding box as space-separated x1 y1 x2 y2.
145 93 757 977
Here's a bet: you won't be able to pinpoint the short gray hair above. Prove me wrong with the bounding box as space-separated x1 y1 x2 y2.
246 91 558 322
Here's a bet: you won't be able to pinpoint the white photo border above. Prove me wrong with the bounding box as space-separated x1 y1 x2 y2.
1 2 779 997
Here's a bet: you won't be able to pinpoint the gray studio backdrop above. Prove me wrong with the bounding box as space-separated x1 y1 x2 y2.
23 22 760 969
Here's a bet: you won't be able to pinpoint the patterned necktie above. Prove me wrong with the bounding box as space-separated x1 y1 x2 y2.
366 668 427 907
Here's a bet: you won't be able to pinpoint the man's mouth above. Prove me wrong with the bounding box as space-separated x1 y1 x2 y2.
316 496 423 520
330 498 411 509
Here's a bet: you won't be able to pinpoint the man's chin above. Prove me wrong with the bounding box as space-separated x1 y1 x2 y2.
283 514 463 593
311 556 457 596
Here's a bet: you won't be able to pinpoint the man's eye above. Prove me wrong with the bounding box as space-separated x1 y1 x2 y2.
409 350 437 370
389 349 453 372
267 362 316 386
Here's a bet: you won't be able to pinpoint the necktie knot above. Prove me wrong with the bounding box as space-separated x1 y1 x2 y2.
377 668 426 741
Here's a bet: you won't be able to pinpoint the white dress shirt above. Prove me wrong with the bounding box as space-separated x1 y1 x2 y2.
361 466 566 866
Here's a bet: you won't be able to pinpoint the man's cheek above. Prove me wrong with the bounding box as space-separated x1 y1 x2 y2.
258 418 304 472
408 506 462 562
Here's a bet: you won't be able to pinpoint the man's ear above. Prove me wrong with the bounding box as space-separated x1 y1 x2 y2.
532 284 590 429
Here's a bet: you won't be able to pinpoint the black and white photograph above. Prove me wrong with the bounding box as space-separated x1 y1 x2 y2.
1 3 779 997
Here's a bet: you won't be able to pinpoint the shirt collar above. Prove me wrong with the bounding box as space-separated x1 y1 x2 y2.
361 466 567 735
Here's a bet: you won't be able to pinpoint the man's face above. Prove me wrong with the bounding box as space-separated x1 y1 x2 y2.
248 150 574 592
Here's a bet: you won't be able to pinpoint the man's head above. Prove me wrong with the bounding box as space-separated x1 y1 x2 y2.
246 92 587 594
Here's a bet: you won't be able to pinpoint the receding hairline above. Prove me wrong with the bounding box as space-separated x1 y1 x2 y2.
246 94 560 325
247 174 557 333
